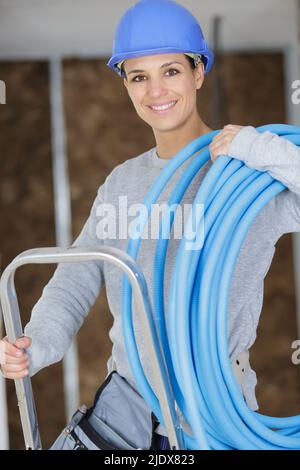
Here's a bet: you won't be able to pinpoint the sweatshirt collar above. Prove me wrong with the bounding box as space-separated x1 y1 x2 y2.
150 147 173 168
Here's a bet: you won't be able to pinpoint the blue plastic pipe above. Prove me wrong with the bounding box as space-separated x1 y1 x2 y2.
120 124 300 450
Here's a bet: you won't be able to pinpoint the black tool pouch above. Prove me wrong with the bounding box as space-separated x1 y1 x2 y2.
50 371 159 450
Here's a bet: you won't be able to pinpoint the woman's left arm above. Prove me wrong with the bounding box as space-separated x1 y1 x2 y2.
210 124 300 196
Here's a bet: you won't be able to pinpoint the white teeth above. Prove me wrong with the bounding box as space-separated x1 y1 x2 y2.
150 101 176 111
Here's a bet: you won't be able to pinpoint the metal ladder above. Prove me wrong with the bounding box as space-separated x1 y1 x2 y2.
0 246 185 450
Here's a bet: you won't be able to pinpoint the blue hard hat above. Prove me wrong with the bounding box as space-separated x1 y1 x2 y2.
107 0 214 77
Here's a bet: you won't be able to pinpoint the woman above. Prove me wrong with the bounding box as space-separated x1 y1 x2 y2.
1 0 300 450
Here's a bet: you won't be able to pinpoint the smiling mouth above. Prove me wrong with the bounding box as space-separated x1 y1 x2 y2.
148 100 178 114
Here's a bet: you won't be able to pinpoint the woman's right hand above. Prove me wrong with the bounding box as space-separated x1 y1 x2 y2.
0 336 31 379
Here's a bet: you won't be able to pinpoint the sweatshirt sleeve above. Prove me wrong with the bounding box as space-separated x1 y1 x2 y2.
228 126 300 195
228 126 300 235
24 184 106 377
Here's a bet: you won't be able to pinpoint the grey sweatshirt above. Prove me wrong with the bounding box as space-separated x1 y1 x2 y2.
24 126 300 435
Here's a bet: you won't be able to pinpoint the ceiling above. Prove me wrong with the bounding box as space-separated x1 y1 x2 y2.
0 0 299 60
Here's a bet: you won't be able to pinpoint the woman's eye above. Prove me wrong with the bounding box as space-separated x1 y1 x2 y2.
131 68 179 83
167 68 179 76
132 75 145 83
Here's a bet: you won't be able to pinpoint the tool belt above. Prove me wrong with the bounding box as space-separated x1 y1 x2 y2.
50 350 250 450
50 370 158 450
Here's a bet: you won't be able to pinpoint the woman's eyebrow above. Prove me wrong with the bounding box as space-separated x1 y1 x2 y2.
127 61 183 75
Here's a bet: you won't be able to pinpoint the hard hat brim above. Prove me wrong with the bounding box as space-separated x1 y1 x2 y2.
107 46 214 76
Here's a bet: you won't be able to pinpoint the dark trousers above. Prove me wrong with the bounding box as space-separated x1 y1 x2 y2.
151 433 171 450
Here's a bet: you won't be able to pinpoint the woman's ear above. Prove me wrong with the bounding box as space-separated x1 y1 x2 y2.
195 63 205 90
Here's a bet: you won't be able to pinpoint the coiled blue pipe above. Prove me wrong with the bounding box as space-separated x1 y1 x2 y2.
121 124 300 450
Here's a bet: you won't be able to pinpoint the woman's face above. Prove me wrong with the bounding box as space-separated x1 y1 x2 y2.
123 53 204 133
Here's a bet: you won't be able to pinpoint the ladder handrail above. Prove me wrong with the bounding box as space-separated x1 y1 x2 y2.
0 246 184 450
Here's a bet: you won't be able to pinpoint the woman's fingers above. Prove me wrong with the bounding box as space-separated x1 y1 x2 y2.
209 125 244 162
211 129 238 146
3 360 29 372
4 369 29 380
0 336 31 379
15 336 32 350
2 337 21 355
210 140 231 161
1 358 29 379
211 124 243 144
5 353 28 365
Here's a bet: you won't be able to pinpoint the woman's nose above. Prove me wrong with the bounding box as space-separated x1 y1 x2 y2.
146 79 169 99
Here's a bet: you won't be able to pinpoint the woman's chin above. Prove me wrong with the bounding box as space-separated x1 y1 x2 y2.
147 118 183 132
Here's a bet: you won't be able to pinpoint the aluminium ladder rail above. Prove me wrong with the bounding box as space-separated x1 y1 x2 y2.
0 246 184 450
